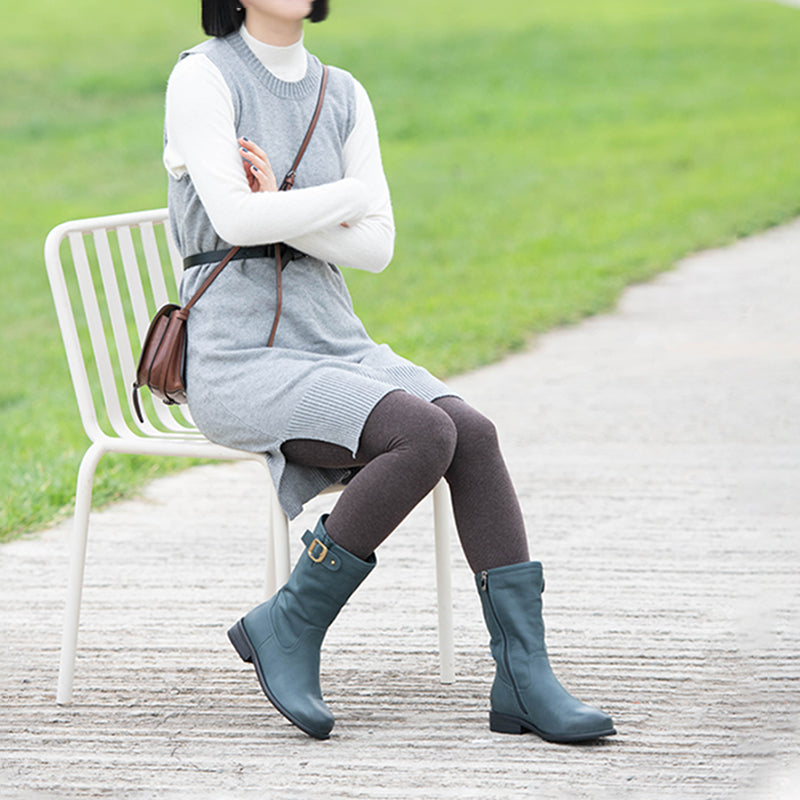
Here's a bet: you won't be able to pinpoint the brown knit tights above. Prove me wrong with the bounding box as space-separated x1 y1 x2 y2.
280 391 529 572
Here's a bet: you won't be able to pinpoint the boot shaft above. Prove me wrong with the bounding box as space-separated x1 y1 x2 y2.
270 516 376 638
244 516 375 650
477 561 547 662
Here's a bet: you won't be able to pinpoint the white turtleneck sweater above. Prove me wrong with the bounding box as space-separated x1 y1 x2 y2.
163 26 394 272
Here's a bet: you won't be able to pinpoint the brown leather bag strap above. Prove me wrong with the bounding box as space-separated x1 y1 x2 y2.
181 245 241 314
267 246 284 347
280 65 329 191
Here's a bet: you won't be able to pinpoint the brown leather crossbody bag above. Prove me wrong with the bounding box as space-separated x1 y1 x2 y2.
132 66 329 423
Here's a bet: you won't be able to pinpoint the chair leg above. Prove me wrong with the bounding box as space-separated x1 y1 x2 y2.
259 461 277 598
432 480 455 684
262 469 290 597
57 443 105 705
272 505 290 588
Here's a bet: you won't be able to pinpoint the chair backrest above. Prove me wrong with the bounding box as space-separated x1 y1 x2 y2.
44 208 203 442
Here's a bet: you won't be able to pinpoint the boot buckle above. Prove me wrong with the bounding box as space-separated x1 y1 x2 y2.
307 538 329 564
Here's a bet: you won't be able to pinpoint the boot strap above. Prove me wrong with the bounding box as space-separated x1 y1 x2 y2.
301 529 342 571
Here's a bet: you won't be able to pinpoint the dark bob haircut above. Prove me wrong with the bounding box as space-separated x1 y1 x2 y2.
202 0 329 37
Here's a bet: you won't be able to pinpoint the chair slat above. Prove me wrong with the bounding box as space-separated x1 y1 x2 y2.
93 229 139 412
140 220 171 306
117 224 153 340
165 220 184 295
45 231 103 441
68 231 130 439
175 403 197 428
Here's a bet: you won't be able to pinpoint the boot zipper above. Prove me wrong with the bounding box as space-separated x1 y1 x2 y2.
480 570 527 714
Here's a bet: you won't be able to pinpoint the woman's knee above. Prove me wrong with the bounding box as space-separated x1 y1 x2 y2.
393 400 457 476
434 397 499 453
361 391 457 473
418 404 459 473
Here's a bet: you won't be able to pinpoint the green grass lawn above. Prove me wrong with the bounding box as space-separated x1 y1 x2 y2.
2 0 800 542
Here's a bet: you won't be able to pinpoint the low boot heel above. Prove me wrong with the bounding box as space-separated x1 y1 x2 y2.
227 619 254 664
490 711 527 735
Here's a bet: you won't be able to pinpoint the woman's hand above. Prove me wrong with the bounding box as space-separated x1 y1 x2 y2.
240 135 350 227
239 136 278 193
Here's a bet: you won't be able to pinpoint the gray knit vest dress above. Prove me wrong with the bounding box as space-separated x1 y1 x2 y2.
167 31 455 519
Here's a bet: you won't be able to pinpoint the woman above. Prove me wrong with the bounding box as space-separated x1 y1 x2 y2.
164 0 616 742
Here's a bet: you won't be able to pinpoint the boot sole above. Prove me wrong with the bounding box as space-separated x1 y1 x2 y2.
490 710 617 744
227 618 331 740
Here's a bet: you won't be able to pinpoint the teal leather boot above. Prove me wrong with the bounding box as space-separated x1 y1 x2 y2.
228 516 375 739
477 561 616 743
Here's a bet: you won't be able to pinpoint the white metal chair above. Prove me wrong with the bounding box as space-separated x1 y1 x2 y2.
44 208 455 705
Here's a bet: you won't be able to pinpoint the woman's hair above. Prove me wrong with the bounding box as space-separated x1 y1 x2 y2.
202 1 329 37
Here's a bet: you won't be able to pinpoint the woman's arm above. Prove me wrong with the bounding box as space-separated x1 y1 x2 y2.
164 54 369 247
284 79 395 273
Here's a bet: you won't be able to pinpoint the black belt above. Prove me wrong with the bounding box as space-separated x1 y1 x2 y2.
183 244 306 270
